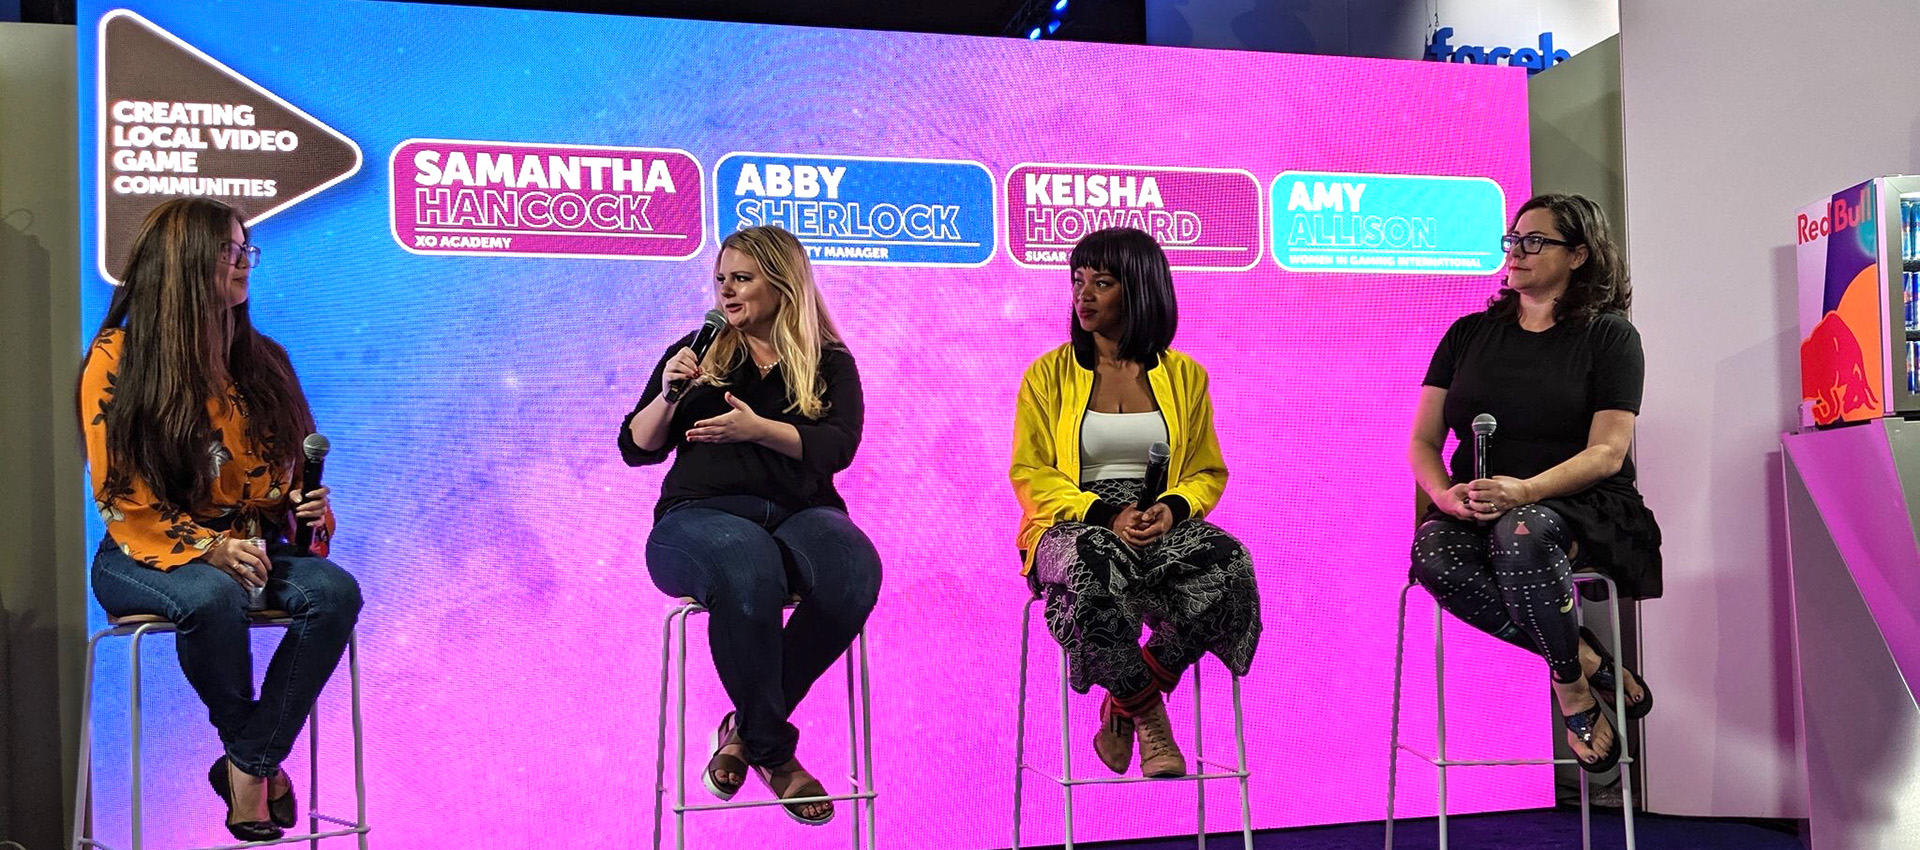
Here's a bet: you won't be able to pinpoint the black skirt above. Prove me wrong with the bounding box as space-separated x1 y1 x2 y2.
1423 478 1663 599
1538 478 1663 599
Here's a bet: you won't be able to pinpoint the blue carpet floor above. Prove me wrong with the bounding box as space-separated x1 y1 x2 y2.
1021 808 1805 849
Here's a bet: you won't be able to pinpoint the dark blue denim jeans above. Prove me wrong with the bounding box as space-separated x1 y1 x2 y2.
91 537 363 778
646 499 882 767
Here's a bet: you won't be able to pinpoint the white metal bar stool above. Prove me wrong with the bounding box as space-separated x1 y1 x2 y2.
1384 571 1637 850
71 611 369 850
651 597 877 850
1012 593 1254 850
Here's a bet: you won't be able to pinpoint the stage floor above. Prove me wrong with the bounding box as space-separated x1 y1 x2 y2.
1033 808 1804 849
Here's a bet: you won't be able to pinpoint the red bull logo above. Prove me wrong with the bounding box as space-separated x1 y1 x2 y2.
1797 190 1871 245
1802 311 1881 425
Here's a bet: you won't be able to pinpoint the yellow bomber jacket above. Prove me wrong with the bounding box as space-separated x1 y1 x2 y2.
1009 343 1228 573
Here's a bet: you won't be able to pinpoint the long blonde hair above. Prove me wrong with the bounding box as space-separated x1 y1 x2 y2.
702 226 843 419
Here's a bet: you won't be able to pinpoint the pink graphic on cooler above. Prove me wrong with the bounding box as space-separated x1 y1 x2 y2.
389 139 704 260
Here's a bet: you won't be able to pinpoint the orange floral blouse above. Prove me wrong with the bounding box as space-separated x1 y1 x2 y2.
83 328 335 570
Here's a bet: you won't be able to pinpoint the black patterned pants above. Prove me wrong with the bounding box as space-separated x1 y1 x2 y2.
1032 478 1261 697
1410 505 1582 682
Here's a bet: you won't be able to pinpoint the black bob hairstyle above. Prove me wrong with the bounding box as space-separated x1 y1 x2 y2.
1068 227 1178 368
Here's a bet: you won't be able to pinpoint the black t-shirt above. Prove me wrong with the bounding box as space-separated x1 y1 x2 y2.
618 332 864 519
1423 311 1644 487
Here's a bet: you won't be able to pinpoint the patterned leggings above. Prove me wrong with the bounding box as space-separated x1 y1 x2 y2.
1033 478 1261 700
1409 504 1582 682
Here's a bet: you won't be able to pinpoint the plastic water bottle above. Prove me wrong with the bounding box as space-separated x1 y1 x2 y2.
246 537 268 610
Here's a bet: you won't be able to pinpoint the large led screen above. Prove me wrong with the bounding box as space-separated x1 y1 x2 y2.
78 2 1539 847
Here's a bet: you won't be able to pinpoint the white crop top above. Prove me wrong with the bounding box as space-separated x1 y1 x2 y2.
1079 410 1169 483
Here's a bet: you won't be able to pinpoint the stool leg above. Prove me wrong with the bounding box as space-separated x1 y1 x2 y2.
1580 764 1592 850
675 608 692 850
858 631 877 850
1575 597 1591 850
1059 642 1075 850
348 630 368 850
1574 590 1589 850
310 689 322 850
653 609 676 850
1433 600 1448 850
1193 663 1205 850
845 639 860 850
1385 582 1413 850
1232 673 1251 850
71 630 105 850
129 625 150 850
1603 578 1637 850
1013 597 1036 850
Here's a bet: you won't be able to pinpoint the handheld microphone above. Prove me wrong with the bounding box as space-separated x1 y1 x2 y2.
665 309 727 403
1137 441 1171 511
1471 414 1497 481
294 433 330 556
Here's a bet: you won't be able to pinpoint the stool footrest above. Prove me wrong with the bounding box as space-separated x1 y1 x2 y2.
674 790 878 814
308 812 365 828
1019 763 1250 787
1396 743 1635 768
82 824 370 850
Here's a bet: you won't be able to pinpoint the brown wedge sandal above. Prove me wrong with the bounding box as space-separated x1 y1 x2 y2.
754 758 835 826
702 712 747 801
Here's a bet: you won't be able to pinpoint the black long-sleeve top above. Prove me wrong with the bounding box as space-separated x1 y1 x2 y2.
619 332 864 519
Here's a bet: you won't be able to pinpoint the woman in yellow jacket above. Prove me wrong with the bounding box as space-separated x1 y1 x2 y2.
1010 227 1260 779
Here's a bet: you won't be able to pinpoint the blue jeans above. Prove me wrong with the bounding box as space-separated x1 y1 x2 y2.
646 499 882 767
91 538 363 778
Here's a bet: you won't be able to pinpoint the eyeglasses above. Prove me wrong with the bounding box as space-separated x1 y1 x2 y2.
220 240 262 269
1501 234 1576 256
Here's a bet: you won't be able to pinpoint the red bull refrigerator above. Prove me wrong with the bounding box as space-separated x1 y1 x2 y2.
1797 175 1920 428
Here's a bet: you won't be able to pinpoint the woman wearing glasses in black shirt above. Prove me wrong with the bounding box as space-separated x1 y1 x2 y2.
1407 193 1661 773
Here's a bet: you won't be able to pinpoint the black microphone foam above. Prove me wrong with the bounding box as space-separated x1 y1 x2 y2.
665 309 728 403
1137 441 1171 511
294 433 330 556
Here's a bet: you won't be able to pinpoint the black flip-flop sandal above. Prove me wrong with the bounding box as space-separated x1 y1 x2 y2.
754 763 835 826
1580 626 1654 720
702 712 747 801
1563 701 1622 774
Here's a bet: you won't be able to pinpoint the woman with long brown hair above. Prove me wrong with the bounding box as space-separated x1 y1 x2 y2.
81 197 362 841
619 225 880 826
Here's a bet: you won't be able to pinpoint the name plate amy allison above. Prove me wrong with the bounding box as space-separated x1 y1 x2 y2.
1270 172 1506 275
390 139 705 260
1004 163 1263 271
713 153 996 267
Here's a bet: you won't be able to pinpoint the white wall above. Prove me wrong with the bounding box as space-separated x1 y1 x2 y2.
1620 0 1920 817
